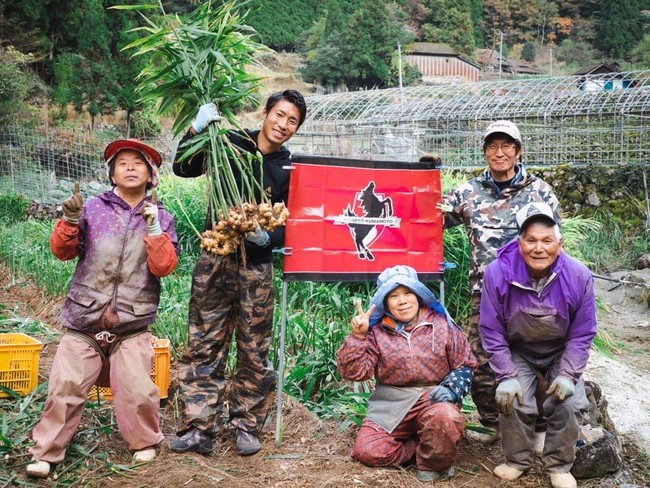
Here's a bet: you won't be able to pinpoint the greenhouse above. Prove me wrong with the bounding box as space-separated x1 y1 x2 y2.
290 70 650 167
2 70 649 204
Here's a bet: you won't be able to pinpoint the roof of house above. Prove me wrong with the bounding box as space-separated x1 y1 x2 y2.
406 42 482 69
572 63 620 76
475 48 513 71
407 42 460 56
508 59 543 75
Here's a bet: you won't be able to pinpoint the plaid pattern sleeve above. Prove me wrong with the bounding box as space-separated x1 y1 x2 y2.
336 331 380 382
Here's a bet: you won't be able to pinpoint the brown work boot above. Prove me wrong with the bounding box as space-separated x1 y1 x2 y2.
235 428 261 456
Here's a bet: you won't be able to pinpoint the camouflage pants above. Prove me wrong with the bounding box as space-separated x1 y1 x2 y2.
176 251 275 435
468 294 500 428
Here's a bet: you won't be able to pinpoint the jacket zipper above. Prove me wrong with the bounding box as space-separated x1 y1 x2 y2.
111 207 134 309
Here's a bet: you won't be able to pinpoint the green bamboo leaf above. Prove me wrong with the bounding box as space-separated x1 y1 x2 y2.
108 4 159 10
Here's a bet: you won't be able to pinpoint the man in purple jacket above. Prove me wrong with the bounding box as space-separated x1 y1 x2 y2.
479 202 596 488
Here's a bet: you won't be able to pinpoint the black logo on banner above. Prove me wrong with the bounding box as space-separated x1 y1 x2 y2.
333 182 401 261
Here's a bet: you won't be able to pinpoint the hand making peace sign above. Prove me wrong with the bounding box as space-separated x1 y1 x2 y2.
351 300 376 339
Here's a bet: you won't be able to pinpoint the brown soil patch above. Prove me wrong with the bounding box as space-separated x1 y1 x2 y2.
2 262 649 487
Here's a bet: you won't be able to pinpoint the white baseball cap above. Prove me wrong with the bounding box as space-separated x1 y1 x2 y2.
516 202 557 234
484 120 521 143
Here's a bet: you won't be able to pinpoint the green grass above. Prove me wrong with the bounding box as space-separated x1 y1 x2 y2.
0 308 147 484
573 213 650 272
0 171 645 430
0 219 75 297
0 192 30 226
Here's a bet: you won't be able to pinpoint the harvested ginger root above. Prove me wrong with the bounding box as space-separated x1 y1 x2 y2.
200 202 289 255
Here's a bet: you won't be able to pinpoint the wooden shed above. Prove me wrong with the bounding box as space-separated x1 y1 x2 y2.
404 43 480 83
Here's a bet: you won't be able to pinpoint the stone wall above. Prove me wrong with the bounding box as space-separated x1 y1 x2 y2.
450 163 649 235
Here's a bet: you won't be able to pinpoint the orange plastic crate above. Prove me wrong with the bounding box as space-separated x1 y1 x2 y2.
0 333 43 398
88 337 171 402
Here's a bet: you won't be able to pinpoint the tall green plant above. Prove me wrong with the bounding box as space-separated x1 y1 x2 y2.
114 1 270 222
0 193 30 226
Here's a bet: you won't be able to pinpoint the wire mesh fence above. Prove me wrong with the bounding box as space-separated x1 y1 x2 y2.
290 70 650 166
2 70 649 203
0 126 177 204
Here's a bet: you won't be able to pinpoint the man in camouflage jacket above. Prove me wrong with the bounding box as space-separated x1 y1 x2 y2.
440 120 561 443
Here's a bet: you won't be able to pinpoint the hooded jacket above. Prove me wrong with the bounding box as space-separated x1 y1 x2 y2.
443 164 561 294
173 129 291 265
57 190 178 335
479 239 597 383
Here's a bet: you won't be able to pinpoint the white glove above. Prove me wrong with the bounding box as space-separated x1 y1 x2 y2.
141 201 162 236
546 376 575 402
495 378 524 415
245 225 270 247
191 103 222 133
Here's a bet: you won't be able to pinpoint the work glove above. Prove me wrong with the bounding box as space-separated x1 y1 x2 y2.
62 181 83 225
428 385 459 404
495 378 523 415
191 103 222 133
435 201 453 212
545 376 575 402
245 224 270 247
141 201 162 236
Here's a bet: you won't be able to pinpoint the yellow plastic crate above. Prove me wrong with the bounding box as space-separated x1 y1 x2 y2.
0 333 43 398
88 337 171 402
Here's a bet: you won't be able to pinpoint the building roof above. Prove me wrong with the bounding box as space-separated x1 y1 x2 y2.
508 59 543 75
572 63 620 76
406 43 481 70
407 42 459 56
476 48 513 72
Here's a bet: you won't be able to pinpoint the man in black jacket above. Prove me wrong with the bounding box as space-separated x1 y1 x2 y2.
169 90 307 456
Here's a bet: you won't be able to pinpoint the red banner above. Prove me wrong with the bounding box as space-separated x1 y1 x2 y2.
283 155 444 281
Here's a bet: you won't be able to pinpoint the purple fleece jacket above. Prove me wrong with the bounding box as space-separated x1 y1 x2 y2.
59 190 178 335
479 239 597 383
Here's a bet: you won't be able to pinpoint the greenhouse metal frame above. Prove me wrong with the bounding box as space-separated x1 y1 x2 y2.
289 70 650 167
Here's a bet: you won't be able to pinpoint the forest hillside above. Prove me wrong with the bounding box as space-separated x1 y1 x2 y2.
1 0 649 132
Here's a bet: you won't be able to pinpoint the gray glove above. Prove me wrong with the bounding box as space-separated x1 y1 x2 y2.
245 225 270 247
428 386 458 404
546 376 575 402
141 201 162 236
495 378 523 415
191 103 222 133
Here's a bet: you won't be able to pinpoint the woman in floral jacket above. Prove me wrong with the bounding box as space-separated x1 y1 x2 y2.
337 265 477 482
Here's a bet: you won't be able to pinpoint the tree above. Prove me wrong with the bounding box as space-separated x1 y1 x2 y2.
422 0 475 57
338 1 412 89
522 41 536 62
246 0 322 51
596 0 643 59
0 46 37 125
532 0 559 45
469 0 484 48
481 0 513 49
299 40 345 89
301 0 412 90
630 34 650 68
298 5 347 88
555 38 602 68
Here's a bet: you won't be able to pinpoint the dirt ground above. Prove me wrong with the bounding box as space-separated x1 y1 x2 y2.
1 263 649 487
